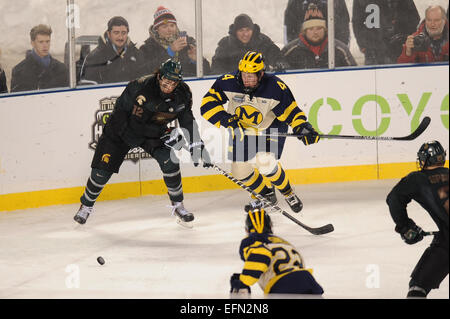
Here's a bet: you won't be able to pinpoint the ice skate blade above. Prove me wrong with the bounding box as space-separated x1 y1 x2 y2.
176 218 194 229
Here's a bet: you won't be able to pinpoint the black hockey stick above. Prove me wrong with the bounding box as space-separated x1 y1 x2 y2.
211 164 334 235
254 116 431 141
423 231 438 236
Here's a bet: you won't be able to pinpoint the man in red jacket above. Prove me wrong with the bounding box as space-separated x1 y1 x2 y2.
398 5 449 63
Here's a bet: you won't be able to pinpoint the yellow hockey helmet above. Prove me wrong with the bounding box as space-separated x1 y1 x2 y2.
245 208 272 234
238 51 265 73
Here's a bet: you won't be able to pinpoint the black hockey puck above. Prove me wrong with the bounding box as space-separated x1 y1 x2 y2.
97 256 105 265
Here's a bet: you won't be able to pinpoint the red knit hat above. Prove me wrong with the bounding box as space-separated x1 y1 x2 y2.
153 6 177 29
301 3 327 31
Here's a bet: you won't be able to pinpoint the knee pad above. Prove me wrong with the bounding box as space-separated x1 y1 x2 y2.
91 168 112 185
232 162 254 180
255 152 278 175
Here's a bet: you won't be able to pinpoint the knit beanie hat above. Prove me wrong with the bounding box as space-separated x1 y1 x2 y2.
301 4 327 31
233 14 254 32
153 6 177 29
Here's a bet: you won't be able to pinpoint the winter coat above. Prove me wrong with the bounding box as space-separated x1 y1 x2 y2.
10 51 68 92
284 0 350 45
0 67 7 93
139 28 211 78
282 35 356 69
352 0 420 65
398 20 449 63
211 23 288 75
81 32 144 84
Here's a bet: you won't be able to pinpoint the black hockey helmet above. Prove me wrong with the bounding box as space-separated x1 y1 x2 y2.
417 140 447 169
245 207 273 234
159 58 183 82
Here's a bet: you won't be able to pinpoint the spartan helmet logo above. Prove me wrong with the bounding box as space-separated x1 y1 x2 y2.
136 95 147 106
101 154 111 163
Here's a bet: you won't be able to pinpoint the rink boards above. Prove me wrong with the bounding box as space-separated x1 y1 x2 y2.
0 64 448 211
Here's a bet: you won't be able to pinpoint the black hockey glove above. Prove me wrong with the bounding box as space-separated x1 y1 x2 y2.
230 273 251 294
221 114 245 142
189 141 213 168
395 219 424 245
293 122 320 145
161 128 184 151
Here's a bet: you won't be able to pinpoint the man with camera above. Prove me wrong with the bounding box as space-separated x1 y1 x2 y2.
139 6 211 77
398 5 449 63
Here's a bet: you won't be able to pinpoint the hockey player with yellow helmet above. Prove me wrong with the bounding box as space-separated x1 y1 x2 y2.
229 203 324 295
201 51 320 212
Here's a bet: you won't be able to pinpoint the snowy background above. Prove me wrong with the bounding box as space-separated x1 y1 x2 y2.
0 0 448 87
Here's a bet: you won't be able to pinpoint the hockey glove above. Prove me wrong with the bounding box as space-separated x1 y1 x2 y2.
189 141 213 168
395 219 424 245
293 122 320 145
161 128 184 151
230 273 251 294
221 114 245 142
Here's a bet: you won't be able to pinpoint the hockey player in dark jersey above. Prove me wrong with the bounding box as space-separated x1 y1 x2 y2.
386 140 449 298
230 203 324 295
74 59 211 227
201 51 320 213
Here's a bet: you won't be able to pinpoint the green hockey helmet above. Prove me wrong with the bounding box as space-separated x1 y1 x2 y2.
160 59 183 81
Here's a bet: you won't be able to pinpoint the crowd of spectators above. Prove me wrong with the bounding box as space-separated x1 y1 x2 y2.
0 1 448 94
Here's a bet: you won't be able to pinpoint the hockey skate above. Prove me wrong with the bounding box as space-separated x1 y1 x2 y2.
265 189 278 205
73 204 93 224
284 192 303 213
246 189 278 213
170 201 194 228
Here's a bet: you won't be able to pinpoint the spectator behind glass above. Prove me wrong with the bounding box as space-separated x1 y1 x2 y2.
81 16 143 84
140 6 211 78
352 0 420 65
398 5 449 64
0 66 6 94
284 0 350 45
0 49 7 94
282 4 356 70
210 13 289 75
10 24 68 92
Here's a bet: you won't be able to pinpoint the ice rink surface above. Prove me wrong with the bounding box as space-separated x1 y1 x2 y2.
0 179 448 299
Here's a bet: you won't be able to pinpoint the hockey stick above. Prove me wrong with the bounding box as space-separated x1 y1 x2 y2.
254 116 431 141
423 231 438 236
211 164 334 235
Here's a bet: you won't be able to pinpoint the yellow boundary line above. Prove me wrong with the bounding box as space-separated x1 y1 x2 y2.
1 161 448 212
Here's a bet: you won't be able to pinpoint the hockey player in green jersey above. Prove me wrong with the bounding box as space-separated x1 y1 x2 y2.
201 51 320 213
74 59 211 227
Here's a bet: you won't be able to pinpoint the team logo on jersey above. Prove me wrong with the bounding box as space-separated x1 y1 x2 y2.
89 96 152 163
136 95 147 106
235 105 263 126
101 154 111 163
